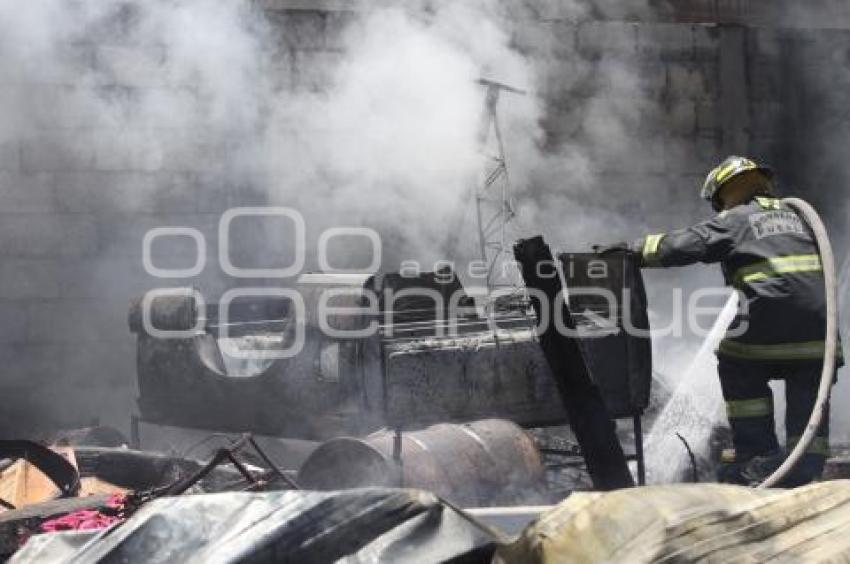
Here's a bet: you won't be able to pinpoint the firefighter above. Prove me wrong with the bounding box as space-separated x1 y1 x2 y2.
620 156 841 486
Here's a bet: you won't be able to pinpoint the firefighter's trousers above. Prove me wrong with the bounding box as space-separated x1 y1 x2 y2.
718 358 833 487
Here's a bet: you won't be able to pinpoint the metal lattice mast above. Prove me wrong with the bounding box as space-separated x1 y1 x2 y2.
474 78 525 294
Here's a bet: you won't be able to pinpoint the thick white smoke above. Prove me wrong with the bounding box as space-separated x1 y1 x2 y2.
260 4 539 269
0 0 679 274
0 0 734 450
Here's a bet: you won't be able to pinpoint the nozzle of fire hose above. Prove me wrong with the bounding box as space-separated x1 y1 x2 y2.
756 198 839 488
592 242 631 256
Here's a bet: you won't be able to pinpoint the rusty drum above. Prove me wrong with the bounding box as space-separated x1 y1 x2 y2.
297 419 544 506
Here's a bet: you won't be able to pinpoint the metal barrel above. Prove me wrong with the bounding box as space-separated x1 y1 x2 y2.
297 419 544 506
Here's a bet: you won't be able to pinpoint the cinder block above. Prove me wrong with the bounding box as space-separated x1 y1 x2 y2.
95 45 170 88
541 104 584 140
499 1 545 22
589 134 666 174
39 41 97 86
270 10 328 51
749 63 782 102
750 102 785 136
59 258 139 300
513 19 548 56
577 21 638 59
748 28 782 60
20 132 96 172
7 340 136 433
27 299 130 344
692 24 720 60
695 135 719 161
27 86 77 129
157 129 234 173
679 173 708 194
632 101 666 135
0 344 66 390
58 257 209 300
531 0 588 21
27 86 123 129
665 99 696 136
58 341 135 389
324 10 357 50
94 212 217 259
815 89 850 116
194 172 268 213
0 171 56 212
696 100 718 133
664 139 707 175
797 29 850 65
667 62 717 100
56 172 197 214
594 60 665 97
0 214 98 258
580 95 640 136
536 57 596 99
637 23 695 60
150 172 201 213
620 107 664 139
585 59 665 101
697 60 720 96
0 259 61 299
0 302 30 343
514 21 578 58
293 49 343 92
265 53 297 93
0 140 19 171
157 136 205 173
92 130 164 172
669 175 707 212
130 87 202 127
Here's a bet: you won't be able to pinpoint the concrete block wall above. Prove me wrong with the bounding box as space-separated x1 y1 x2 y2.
517 20 724 229
0 3 845 435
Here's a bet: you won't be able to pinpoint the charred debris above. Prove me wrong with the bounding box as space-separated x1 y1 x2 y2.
1 246 662 560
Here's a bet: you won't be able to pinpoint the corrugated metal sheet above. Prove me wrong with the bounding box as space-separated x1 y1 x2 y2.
11 488 502 563
496 480 850 563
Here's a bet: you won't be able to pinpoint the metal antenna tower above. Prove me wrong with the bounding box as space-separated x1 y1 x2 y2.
474 78 525 295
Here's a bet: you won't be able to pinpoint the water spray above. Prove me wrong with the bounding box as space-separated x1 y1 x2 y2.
644 291 736 484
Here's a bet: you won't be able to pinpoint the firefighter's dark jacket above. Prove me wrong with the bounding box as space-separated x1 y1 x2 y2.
636 196 842 364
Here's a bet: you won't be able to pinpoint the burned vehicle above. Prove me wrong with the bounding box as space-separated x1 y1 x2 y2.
129 251 654 495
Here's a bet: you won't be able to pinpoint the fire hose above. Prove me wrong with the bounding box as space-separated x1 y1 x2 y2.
756 198 840 488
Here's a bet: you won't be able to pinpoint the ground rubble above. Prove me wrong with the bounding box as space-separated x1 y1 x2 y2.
6 427 850 563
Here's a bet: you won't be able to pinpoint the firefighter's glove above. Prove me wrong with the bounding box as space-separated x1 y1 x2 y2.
592 242 632 256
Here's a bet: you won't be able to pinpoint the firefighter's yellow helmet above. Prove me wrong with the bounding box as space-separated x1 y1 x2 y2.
702 156 773 211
